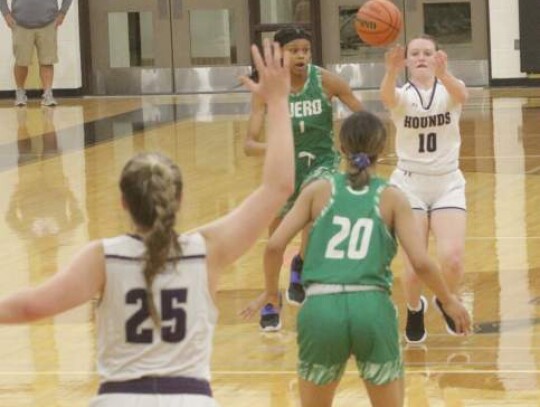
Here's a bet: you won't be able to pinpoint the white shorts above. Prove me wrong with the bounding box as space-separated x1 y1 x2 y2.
389 168 466 212
89 393 219 407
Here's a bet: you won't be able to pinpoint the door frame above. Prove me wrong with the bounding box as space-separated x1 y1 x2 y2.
81 0 254 94
247 0 323 66
79 0 92 95
320 0 489 88
79 0 491 94
171 0 252 94
80 0 324 94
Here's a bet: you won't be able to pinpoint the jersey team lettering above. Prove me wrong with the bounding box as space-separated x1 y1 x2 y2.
290 99 323 118
403 112 451 129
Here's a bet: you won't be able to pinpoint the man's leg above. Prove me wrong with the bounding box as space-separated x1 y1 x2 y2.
40 64 54 91
14 65 29 89
36 22 58 106
40 65 57 106
14 65 29 106
12 24 34 106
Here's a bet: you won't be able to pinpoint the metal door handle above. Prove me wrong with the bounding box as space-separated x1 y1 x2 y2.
158 0 169 19
173 0 183 19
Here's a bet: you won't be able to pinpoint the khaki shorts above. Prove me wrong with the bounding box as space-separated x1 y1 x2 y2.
12 22 58 66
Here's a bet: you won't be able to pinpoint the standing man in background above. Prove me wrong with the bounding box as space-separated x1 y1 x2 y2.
0 0 73 106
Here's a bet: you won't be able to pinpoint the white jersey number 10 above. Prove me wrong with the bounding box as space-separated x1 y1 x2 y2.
418 132 437 153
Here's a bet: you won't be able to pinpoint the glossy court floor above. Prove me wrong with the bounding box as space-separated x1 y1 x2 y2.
0 87 539 406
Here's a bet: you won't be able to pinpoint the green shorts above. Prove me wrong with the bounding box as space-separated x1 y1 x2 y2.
279 153 339 217
297 290 403 386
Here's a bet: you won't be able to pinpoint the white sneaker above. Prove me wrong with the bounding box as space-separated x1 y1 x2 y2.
41 90 57 107
14 89 27 106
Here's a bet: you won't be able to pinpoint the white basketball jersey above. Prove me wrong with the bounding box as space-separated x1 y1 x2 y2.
391 80 463 175
97 232 217 383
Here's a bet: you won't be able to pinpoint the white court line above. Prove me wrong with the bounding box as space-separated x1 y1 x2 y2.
407 347 540 351
379 154 540 160
466 236 540 240
461 155 540 159
0 369 539 376
254 236 540 244
212 370 540 375
526 165 540 174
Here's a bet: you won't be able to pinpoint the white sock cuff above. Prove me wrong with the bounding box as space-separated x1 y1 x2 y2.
408 301 423 312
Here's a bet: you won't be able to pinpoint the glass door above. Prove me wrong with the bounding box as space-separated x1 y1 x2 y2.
88 0 175 94
320 0 405 89
248 0 323 65
171 0 251 93
88 0 251 95
405 0 489 86
320 0 488 89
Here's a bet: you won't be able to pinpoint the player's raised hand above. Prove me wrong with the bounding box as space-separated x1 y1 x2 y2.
239 39 291 103
434 50 449 78
385 44 405 72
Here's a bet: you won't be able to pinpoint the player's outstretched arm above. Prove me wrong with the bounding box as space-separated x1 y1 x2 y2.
380 45 405 109
323 70 363 112
244 95 267 156
434 50 468 105
240 181 317 319
0 241 105 323
200 40 294 272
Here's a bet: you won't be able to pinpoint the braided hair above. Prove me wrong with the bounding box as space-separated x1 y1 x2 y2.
119 152 183 326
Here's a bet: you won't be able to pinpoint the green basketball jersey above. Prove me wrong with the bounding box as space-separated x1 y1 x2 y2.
302 173 397 291
289 64 336 166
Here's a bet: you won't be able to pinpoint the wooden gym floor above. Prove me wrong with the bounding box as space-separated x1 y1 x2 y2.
0 87 538 406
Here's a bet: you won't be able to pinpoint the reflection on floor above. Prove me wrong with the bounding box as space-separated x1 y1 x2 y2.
0 88 539 406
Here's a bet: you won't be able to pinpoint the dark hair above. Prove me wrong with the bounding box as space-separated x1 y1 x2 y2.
405 34 439 57
120 152 183 326
244 27 312 85
273 26 311 47
339 111 387 190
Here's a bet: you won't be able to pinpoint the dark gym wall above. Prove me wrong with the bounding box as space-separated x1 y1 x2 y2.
519 0 540 73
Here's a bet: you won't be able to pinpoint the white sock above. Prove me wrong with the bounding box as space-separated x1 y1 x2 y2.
408 300 423 312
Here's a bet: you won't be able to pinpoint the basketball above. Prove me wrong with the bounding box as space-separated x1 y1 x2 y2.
355 0 402 47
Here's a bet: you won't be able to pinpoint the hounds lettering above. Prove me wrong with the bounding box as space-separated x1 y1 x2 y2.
404 112 451 129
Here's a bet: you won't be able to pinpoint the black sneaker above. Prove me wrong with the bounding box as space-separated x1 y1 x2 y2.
405 295 428 343
259 298 282 332
433 296 459 336
286 255 305 306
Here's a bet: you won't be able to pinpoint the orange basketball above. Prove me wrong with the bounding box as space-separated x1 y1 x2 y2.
355 0 402 47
